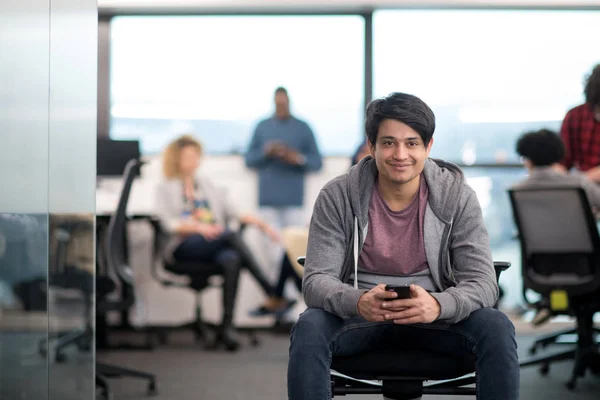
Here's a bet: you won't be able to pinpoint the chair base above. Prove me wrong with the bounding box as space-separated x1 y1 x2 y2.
520 312 600 390
148 305 261 350
529 326 600 355
331 374 476 399
96 362 157 399
39 327 92 363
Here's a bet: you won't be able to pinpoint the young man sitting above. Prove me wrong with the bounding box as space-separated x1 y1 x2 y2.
287 92 519 400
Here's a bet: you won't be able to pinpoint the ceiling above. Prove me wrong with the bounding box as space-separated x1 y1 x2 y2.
98 0 600 13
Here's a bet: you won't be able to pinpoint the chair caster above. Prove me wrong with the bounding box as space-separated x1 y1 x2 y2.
148 381 158 396
566 380 576 390
55 352 67 363
539 363 549 376
157 332 168 345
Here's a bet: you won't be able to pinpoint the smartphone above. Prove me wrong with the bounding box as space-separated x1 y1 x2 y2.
385 284 411 299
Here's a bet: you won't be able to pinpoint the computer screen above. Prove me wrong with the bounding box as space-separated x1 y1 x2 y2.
97 138 141 177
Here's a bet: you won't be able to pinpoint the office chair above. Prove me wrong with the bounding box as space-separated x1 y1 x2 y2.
149 220 259 351
39 218 94 363
297 257 510 399
96 158 157 399
509 187 600 389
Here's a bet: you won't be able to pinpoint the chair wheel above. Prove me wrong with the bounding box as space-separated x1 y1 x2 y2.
566 380 576 390
529 346 537 355
540 364 549 376
55 352 67 363
157 332 168 345
148 381 158 396
98 388 112 400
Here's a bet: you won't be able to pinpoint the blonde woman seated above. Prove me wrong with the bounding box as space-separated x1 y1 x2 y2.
155 135 280 351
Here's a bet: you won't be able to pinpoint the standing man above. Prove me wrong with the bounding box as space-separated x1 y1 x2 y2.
245 87 322 305
560 64 600 181
288 92 518 400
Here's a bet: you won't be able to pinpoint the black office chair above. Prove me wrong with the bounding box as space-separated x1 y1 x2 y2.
96 158 157 399
297 257 510 399
509 186 600 389
39 218 94 363
149 221 259 351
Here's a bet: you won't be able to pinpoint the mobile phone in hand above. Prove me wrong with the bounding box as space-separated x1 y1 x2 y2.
385 284 411 299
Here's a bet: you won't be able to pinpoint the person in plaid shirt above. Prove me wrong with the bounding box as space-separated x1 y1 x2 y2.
560 64 600 181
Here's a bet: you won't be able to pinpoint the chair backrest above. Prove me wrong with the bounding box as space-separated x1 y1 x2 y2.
104 158 140 288
508 186 600 295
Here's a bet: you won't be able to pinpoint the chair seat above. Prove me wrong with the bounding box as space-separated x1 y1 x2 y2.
165 260 221 276
331 348 476 380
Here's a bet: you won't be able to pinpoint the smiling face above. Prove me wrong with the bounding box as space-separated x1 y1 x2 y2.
370 119 433 187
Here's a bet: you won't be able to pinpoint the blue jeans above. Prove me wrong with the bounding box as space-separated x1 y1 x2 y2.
288 307 519 400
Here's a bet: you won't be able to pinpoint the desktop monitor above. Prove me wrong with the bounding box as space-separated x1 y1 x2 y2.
97 138 141 177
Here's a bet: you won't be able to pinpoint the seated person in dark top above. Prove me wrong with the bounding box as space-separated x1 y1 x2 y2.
512 129 600 325
513 129 600 210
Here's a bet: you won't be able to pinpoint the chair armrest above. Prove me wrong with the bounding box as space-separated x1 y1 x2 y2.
493 261 511 272
493 261 511 283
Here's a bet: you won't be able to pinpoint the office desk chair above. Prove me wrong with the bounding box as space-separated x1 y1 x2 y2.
509 187 600 389
39 218 94 363
96 158 157 399
297 257 510 399
149 221 259 351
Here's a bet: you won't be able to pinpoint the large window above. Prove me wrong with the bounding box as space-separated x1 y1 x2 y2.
110 15 365 155
374 9 600 309
374 9 600 165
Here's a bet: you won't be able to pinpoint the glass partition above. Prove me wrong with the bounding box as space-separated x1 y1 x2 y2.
0 1 50 398
47 1 97 399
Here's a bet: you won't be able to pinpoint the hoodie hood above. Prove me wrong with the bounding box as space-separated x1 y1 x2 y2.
347 156 465 228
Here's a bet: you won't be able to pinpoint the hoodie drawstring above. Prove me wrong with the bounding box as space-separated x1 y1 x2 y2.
353 216 359 289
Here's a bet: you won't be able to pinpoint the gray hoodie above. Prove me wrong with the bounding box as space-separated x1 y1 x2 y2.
302 156 498 324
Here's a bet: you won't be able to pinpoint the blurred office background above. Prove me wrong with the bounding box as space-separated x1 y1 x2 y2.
2 0 600 399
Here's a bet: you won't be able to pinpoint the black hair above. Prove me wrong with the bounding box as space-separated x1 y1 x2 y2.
584 64 600 107
516 129 565 167
275 87 288 96
365 92 435 147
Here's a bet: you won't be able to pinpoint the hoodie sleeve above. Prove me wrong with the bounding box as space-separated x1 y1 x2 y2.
430 188 499 324
302 188 367 319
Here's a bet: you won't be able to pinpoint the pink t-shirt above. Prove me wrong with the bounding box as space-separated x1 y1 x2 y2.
358 175 429 276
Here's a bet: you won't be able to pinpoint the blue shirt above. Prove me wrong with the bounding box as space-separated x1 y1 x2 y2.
245 116 322 207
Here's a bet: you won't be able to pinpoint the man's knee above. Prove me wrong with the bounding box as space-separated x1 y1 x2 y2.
468 308 515 344
291 308 341 349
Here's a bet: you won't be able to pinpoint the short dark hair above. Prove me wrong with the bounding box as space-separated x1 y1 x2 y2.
584 64 600 107
365 92 435 147
516 129 565 167
275 87 288 96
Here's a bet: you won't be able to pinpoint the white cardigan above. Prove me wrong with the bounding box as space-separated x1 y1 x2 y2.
154 176 241 262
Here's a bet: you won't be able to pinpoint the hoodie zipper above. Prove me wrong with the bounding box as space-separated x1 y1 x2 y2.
438 217 456 287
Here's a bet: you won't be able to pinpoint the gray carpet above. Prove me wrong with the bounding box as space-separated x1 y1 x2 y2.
97 331 600 400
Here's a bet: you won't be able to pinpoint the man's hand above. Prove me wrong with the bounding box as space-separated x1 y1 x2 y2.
196 223 224 241
264 142 304 165
279 147 305 165
263 141 285 157
357 284 398 322
381 285 441 324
